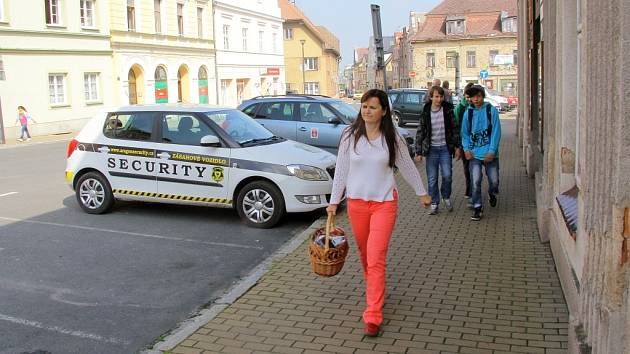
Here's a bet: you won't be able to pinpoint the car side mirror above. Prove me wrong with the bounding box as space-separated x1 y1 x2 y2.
328 117 341 125
200 135 221 147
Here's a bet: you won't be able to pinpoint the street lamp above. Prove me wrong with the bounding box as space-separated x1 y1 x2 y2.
300 39 306 94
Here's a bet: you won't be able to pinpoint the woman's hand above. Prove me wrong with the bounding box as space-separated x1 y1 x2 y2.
419 194 431 208
414 155 424 162
326 204 338 215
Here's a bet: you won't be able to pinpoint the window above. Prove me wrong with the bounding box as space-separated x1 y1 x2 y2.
284 27 293 40
513 49 518 65
257 102 294 121
242 28 248 51
177 3 184 36
502 17 517 33
446 51 457 68
162 114 216 145
127 0 135 31
80 0 95 28
48 74 66 105
104 113 155 141
197 7 203 38
272 33 277 53
259 30 264 52
220 79 230 104
84 73 99 102
489 50 499 66
0 1 4 21
304 82 319 95
426 53 435 68
303 57 318 71
0 57 5 81
403 93 422 104
299 103 335 124
45 0 60 25
446 20 464 34
223 24 230 50
467 51 476 67
154 0 161 33
242 104 259 118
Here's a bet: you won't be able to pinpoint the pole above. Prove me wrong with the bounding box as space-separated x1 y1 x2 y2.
455 52 461 93
300 39 306 94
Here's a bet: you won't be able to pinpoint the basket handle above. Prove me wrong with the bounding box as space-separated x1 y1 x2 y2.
324 213 336 250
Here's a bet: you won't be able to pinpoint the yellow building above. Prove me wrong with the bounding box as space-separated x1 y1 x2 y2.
278 0 340 97
410 0 518 95
110 0 217 105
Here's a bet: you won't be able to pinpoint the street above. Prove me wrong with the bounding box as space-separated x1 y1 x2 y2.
0 141 319 354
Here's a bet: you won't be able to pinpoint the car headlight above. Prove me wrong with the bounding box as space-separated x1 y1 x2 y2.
286 165 329 181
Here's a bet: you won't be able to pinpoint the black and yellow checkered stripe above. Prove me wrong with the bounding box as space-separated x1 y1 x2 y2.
113 189 232 204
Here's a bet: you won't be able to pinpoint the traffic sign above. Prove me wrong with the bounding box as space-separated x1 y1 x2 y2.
408 71 416 78
480 69 489 79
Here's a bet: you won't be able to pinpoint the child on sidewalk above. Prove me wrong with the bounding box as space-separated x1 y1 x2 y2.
15 106 36 142
460 85 501 221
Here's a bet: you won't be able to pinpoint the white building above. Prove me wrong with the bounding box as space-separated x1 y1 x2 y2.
213 0 285 107
0 0 115 137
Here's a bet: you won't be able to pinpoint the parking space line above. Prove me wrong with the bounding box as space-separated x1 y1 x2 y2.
0 216 263 250
0 192 18 197
0 312 130 345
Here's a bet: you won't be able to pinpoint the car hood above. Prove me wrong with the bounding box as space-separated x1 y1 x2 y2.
233 140 336 169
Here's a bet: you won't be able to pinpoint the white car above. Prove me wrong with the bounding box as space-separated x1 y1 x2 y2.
65 105 337 228
484 88 509 112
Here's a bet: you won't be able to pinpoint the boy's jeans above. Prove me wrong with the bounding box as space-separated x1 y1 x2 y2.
469 158 499 208
425 144 453 205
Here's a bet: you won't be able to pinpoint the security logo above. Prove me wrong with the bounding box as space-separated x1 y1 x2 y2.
212 167 224 183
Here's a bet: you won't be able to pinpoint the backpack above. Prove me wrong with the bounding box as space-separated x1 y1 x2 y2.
467 104 493 136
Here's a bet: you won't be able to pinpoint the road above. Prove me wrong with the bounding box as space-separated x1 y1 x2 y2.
0 141 319 354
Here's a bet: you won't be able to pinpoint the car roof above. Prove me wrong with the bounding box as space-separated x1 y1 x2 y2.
112 104 235 113
241 95 339 103
388 88 427 92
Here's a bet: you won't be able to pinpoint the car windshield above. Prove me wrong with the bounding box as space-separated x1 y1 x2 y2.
328 101 358 122
204 109 275 145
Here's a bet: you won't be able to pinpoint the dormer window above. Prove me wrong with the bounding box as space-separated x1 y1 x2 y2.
501 14 517 33
446 16 465 35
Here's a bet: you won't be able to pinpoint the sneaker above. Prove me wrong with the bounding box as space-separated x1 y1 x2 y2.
26 138 31 141
17 138 23 142
471 207 483 221
364 323 380 337
444 199 453 212
489 194 497 207
464 195 471 199
428 204 438 215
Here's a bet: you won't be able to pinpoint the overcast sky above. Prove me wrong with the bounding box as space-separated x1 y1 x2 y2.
294 0 441 68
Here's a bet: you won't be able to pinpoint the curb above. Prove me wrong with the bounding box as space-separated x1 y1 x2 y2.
141 214 328 354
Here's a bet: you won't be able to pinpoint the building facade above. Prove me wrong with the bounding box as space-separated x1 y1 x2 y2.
0 0 114 137
213 0 285 107
410 0 517 93
110 0 217 106
517 0 630 352
351 48 368 95
278 0 340 97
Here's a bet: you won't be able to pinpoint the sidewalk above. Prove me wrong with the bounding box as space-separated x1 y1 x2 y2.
0 132 74 148
166 117 569 354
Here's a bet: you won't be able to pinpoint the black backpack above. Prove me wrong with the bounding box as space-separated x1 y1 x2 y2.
467 104 493 136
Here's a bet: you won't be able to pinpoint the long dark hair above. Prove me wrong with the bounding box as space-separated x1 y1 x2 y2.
343 89 398 168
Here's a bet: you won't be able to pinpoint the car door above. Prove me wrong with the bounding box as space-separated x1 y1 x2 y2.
101 112 159 194
155 112 230 202
400 92 423 123
296 102 347 154
253 102 297 141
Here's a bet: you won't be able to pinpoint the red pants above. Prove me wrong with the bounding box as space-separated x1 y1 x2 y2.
347 194 398 326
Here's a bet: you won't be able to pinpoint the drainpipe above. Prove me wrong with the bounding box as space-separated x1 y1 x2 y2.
212 1 220 105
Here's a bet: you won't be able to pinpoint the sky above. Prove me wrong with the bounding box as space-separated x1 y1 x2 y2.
294 0 442 68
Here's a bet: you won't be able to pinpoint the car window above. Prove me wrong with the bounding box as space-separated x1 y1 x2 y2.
328 101 358 122
205 109 274 145
161 114 217 146
299 103 336 124
242 104 259 118
104 112 155 141
403 93 421 104
255 102 293 121
389 93 399 103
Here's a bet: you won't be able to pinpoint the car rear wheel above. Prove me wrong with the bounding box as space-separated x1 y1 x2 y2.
75 172 114 214
393 112 404 127
236 180 285 228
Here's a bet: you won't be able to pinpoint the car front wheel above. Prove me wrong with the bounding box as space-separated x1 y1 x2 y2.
393 112 404 127
236 180 286 228
75 172 114 214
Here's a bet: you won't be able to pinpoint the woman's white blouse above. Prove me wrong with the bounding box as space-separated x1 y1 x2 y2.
329 132 427 205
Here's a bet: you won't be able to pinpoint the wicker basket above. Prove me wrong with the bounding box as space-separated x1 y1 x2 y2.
308 214 349 277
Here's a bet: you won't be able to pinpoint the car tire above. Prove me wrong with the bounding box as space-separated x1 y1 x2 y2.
75 172 114 214
236 180 286 228
393 112 404 127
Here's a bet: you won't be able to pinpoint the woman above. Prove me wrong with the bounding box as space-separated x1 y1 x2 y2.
414 86 461 215
327 89 431 337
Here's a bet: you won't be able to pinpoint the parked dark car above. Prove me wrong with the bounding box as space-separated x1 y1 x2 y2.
237 94 414 156
387 88 428 127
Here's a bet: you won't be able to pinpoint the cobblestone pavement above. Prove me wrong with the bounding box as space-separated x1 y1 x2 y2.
169 117 569 354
